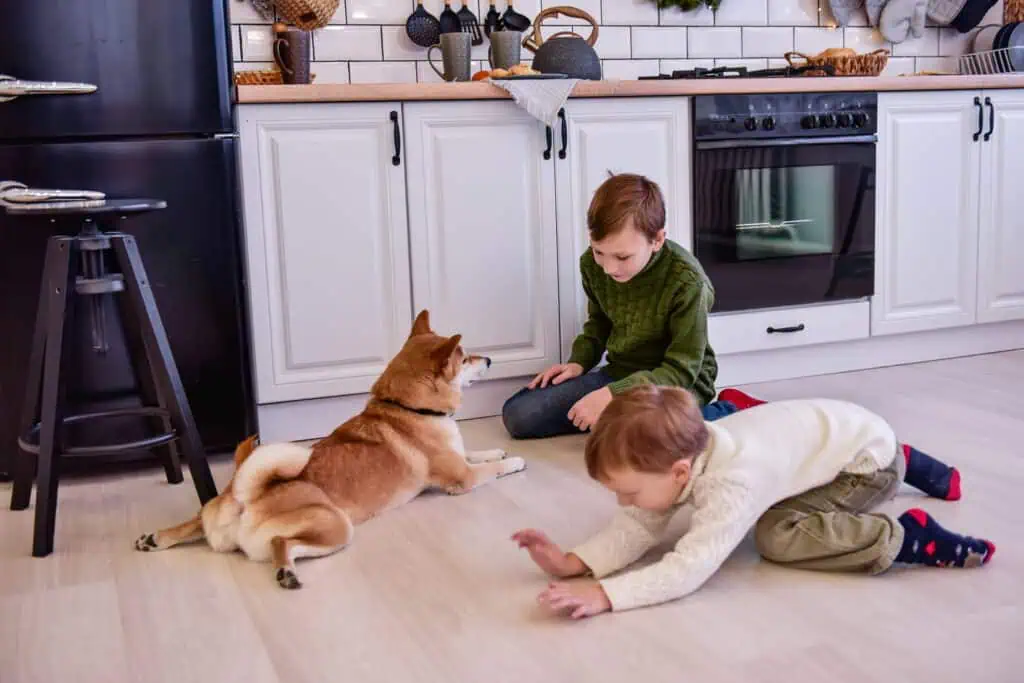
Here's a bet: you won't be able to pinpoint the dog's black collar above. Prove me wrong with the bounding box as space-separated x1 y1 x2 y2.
377 398 451 417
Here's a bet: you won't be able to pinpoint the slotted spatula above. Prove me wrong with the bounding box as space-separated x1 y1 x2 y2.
457 1 484 45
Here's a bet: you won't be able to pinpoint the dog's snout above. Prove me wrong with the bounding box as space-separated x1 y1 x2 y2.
484 357 492 368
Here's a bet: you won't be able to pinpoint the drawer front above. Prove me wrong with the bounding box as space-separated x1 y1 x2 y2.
709 301 870 356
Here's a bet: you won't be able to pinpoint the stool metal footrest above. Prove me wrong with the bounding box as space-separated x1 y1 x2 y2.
17 407 178 457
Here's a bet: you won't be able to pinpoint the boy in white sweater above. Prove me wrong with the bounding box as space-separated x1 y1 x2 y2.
512 385 996 619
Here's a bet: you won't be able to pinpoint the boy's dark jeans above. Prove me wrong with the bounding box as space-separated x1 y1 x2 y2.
501 370 738 439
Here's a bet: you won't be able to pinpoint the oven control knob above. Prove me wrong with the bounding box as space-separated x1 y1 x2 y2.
836 113 853 128
852 112 869 128
743 116 758 131
800 114 818 129
818 113 836 128
761 116 776 131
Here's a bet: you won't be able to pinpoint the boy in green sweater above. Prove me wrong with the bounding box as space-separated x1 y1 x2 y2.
502 173 755 439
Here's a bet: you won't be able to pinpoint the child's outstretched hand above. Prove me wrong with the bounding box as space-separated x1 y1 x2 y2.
511 529 587 578
538 580 612 620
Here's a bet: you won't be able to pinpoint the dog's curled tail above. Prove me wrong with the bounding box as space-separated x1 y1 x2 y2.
231 441 313 504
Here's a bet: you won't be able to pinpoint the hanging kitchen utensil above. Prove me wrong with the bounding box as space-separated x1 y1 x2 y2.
522 6 601 79
406 0 441 48
457 2 484 45
501 0 532 32
484 1 501 36
440 0 462 33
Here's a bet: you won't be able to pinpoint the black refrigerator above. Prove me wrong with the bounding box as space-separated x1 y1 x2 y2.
0 1 256 478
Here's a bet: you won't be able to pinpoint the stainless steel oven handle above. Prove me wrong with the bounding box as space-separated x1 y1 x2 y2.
695 134 876 150
0 73 98 103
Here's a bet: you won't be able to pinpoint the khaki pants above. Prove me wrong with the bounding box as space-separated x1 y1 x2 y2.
754 448 906 575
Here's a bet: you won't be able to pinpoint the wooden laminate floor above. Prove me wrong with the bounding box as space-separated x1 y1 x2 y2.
2 352 1022 683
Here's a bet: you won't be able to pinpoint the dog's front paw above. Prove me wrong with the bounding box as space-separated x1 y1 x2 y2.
134 533 159 552
499 456 527 477
276 567 302 589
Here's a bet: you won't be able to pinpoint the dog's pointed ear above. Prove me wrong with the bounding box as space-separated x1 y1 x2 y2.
431 334 462 372
409 310 432 338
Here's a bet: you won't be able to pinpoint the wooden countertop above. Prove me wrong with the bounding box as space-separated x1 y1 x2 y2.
236 73 1024 104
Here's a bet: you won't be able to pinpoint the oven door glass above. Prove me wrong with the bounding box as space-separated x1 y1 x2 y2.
694 140 875 313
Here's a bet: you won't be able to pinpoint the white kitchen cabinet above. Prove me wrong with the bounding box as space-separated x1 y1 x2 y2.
554 97 692 359
238 102 413 403
977 90 1024 324
872 91 981 336
402 101 561 379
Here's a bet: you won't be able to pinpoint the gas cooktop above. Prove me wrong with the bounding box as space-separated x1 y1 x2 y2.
639 64 836 80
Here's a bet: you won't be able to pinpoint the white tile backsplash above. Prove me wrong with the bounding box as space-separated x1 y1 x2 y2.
314 25 382 61
688 27 742 59
350 61 417 83
231 0 979 81
892 28 939 56
631 27 688 59
382 26 425 61
844 27 889 53
794 26 844 55
313 62 351 83
602 0 659 26
714 0 767 26
769 0 819 26
601 59 659 79
240 25 274 61
595 26 631 59
347 0 409 24
742 27 794 57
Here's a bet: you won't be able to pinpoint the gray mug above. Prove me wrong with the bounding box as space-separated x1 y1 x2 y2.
428 32 472 82
488 30 522 69
274 27 312 84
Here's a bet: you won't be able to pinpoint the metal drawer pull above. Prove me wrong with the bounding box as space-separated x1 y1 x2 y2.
766 323 806 334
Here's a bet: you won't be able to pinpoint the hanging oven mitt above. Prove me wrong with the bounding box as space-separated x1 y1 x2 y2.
865 0 886 25
829 0 866 25
880 0 928 42
926 0 968 25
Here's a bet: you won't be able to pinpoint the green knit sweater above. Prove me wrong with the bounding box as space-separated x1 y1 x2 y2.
567 239 719 405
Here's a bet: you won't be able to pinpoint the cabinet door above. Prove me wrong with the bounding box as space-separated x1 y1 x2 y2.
977 90 1024 324
403 101 560 379
238 103 412 403
871 91 981 336
555 97 691 360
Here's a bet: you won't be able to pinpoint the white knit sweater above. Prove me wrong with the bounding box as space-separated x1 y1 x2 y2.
571 398 899 612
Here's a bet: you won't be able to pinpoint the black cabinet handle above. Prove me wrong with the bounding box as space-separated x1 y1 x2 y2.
973 96 983 142
543 125 552 160
390 110 401 166
558 108 568 159
766 323 805 334
984 96 995 142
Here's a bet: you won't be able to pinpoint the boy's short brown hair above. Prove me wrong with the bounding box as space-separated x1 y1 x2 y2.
587 173 666 242
585 385 708 480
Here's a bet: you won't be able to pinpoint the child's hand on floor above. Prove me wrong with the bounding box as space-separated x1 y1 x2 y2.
528 363 583 389
568 386 613 431
538 580 611 620
511 529 587 578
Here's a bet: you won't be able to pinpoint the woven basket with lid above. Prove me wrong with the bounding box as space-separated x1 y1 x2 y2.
274 0 340 29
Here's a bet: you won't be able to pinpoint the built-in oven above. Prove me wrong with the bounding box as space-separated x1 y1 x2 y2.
692 92 877 313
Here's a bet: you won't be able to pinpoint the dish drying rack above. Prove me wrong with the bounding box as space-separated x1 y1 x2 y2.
958 46 1024 75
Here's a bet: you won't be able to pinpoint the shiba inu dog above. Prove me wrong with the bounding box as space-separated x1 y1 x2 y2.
134 310 526 588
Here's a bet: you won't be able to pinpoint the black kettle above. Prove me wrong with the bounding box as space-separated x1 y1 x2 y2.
522 6 602 80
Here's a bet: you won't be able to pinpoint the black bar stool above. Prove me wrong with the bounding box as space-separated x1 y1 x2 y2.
4 198 219 557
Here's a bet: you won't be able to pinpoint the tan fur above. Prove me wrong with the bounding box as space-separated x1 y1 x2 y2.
134 310 526 589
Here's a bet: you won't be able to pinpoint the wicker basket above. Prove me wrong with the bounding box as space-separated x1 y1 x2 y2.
273 0 340 30
234 69 317 86
784 49 890 76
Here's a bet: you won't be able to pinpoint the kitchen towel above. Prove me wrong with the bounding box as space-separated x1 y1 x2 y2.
488 77 579 126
